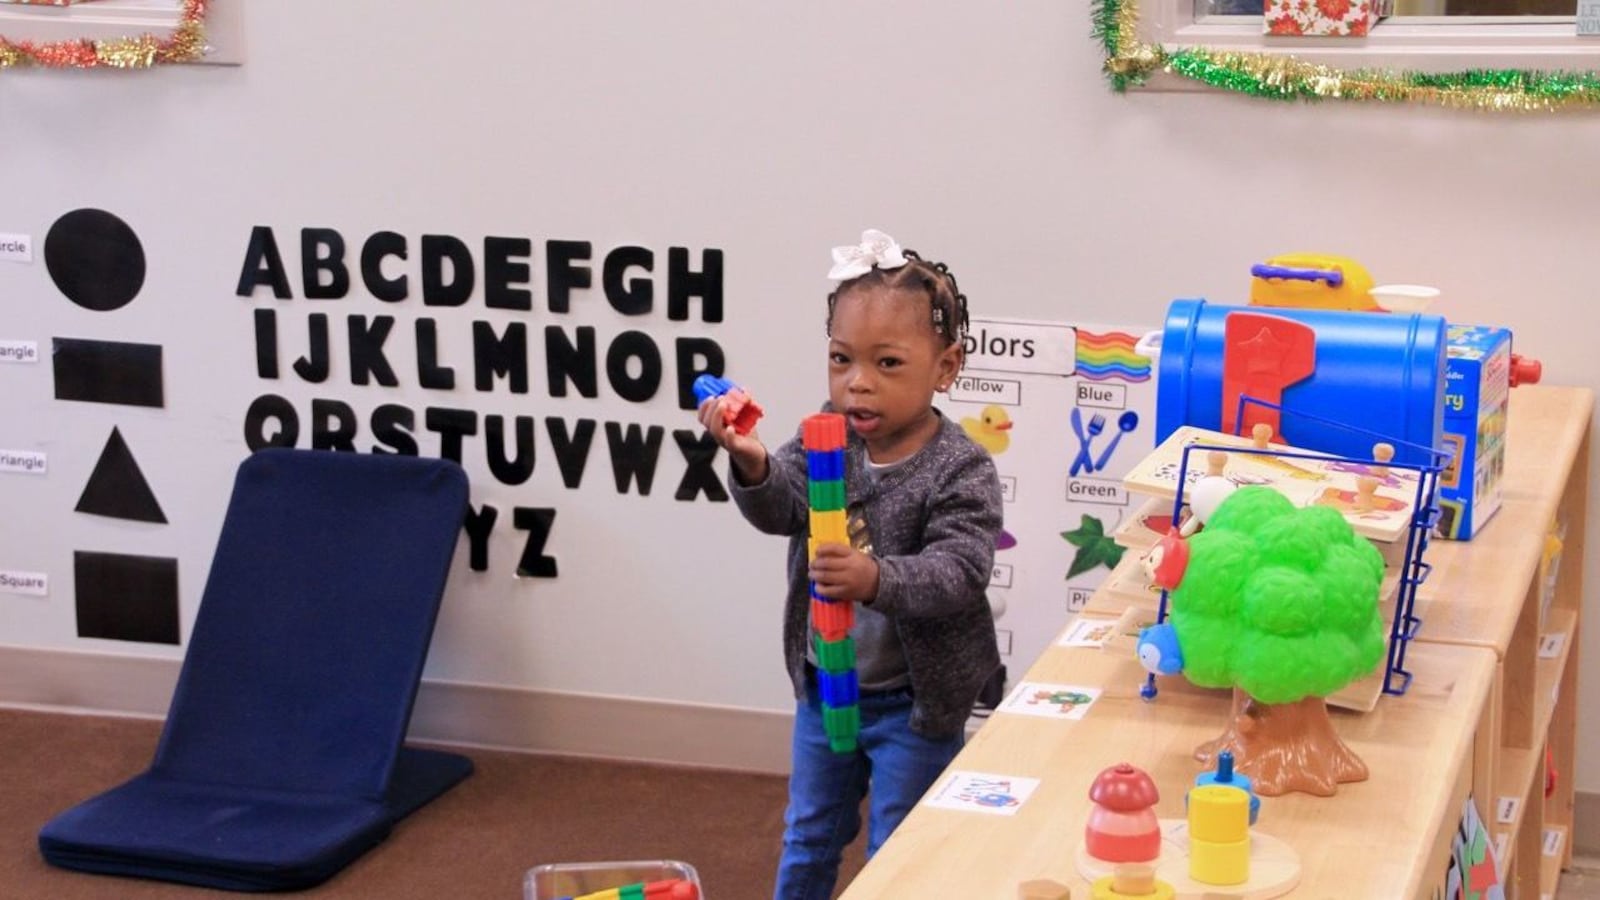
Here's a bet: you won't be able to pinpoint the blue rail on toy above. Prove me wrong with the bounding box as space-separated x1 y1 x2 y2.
1249 263 1345 286
1140 394 1451 704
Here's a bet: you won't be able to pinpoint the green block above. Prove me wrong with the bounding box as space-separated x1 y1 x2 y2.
620 887 645 900
808 478 846 512
813 634 856 672
822 703 860 754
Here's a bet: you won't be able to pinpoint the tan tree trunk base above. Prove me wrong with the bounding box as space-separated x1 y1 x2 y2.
1194 688 1368 797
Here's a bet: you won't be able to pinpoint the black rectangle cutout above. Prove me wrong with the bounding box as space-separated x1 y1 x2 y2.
74 550 180 645
53 338 165 408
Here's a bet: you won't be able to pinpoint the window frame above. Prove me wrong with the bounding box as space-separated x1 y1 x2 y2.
1140 2 1600 78
0 0 242 67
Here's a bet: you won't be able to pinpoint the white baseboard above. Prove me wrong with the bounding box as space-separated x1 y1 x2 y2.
0 644 793 775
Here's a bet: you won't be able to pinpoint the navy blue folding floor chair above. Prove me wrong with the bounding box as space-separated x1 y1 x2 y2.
39 448 473 891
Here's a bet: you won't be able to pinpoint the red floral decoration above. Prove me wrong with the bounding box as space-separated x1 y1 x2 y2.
1315 0 1353 21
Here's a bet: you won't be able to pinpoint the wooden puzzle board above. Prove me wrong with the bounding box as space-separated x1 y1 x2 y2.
1082 551 1167 616
1087 545 1406 622
1113 495 1184 552
1117 494 1412 571
1121 426 1424 544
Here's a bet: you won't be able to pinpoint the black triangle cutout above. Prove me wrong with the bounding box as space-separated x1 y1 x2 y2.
75 427 168 524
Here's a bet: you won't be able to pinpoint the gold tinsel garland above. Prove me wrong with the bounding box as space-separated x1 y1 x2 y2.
0 0 207 70
1098 0 1600 111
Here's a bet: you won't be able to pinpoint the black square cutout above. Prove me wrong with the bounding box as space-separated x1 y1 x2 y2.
74 551 180 645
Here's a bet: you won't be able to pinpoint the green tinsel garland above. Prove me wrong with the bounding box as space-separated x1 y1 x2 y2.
1096 0 1600 110
1092 0 1132 91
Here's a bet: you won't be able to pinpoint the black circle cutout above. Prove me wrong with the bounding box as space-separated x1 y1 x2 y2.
45 208 146 312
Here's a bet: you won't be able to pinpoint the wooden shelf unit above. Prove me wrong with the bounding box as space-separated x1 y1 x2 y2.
1411 384 1590 899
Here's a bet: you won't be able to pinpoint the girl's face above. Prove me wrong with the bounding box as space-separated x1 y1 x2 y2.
827 284 962 464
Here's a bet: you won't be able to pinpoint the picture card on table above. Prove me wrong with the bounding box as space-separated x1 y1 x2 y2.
1059 617 1117 648
923 771 1041 816
998 681 1103 720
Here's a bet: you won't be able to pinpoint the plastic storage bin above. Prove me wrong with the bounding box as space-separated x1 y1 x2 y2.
524 860 703 900
1152 298 1447 466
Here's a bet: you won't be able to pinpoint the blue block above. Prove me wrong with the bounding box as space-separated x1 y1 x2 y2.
818 669 859 707
807 449 844 482
692 373 735 406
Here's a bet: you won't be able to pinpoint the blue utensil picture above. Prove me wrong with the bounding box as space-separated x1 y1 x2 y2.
1093 410 1141 472
1069 407 1088 475
1069 410 1105 476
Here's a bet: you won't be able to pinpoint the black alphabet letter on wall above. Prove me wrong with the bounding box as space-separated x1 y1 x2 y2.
236 226 292 299
672 429 727 502
513 507 559 578
301 228 350 300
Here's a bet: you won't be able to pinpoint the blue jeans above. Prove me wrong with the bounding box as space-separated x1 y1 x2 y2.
774 678 965 900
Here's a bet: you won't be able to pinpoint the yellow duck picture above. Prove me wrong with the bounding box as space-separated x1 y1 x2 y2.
961 404 1013 455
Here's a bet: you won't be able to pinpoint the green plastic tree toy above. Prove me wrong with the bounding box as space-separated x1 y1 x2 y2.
1153 484 1386 797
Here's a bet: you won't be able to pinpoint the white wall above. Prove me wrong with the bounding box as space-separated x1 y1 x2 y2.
2 1 1597 785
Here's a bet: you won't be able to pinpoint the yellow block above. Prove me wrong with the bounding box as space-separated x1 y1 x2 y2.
1187 785 1248 843
1189 835 1250 886
810 509 849 545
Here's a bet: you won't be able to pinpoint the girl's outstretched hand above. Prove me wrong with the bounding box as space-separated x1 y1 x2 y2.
809 543 879 603
697 396 769 485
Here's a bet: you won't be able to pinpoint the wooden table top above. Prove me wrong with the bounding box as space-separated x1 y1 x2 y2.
840 639 1496 899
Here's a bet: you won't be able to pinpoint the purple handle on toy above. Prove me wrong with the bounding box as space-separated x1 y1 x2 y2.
1250 263 1343 287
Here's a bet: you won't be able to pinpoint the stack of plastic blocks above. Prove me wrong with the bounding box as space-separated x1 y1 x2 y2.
1187 784 1251 886
803 412 858 753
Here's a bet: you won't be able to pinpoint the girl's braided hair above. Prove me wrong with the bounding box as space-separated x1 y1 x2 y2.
825 250 970 349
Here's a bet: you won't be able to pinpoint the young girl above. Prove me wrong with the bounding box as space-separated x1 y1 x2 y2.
697 229 1003 900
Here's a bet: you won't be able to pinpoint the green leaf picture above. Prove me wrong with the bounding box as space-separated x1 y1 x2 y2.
1061 514 1125 579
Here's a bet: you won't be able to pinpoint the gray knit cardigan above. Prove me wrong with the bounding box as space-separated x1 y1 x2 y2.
730 410 1003 739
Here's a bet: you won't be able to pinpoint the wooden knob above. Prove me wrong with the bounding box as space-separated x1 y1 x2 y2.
1206 450 1227 478
1111 864 1157 894
1250 423 1273 450
1356 475 1379 512
1017 878 1072 900
1372 442 1394 478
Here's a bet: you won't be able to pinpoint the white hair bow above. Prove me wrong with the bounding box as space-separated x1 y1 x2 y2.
828 228 909 281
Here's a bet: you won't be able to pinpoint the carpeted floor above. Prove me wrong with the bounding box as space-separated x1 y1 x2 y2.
1557 860 1600 900
0 708 865 900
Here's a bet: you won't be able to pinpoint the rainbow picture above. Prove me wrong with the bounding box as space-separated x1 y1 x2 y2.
1075 330 1152 383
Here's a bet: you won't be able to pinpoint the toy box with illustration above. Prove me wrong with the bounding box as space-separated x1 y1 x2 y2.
1263 0 1393 36
1436 325 1511 540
